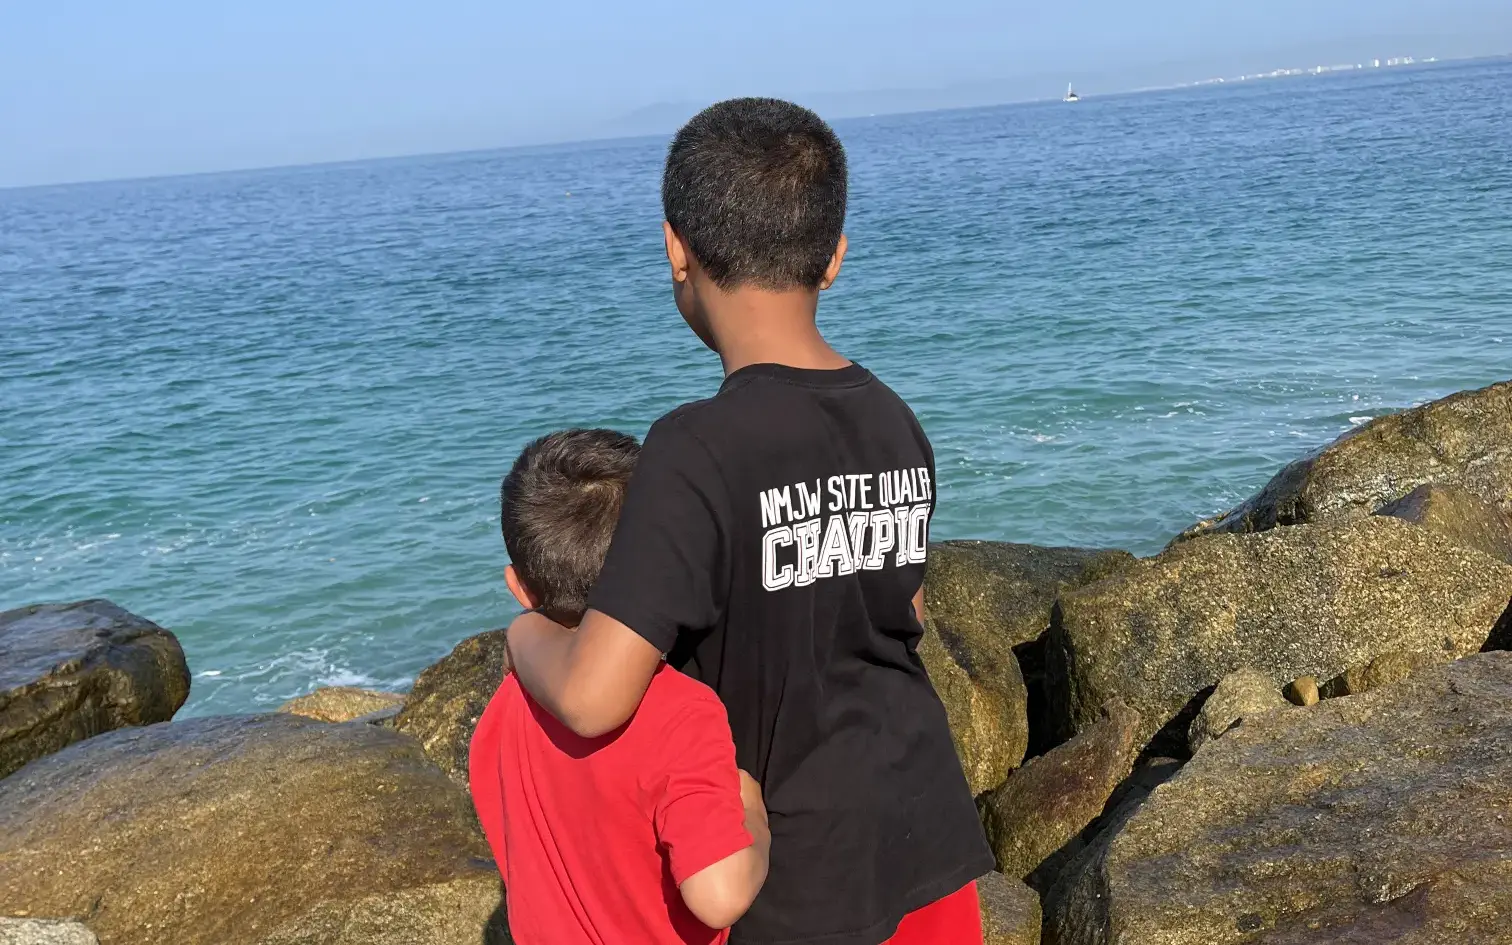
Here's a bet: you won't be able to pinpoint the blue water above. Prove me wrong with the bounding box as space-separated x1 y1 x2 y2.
4 60 1510 715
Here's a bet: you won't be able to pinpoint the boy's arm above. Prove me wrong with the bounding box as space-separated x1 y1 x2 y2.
506 608 662 738
913 585 927 626
679 771 771 930
654 695 768 930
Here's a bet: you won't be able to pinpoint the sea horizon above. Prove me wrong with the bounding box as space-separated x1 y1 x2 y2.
2 53 1504 194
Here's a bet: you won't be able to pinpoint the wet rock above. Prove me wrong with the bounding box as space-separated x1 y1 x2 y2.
1320 649 1435 699
1044 651 1512 945
0 918 98 945
1046 515 1512 752
0 714 508 945
919 619 1028 795
1178 378 1512 540
978 701 1141 881
394 628 509 785
279 687 405 724
977 871 1041 945
1187 667 1290 754
1283 676 1319 707
0 600 190 780
1376 482 1512 565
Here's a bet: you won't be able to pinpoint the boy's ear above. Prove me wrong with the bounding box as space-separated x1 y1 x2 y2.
663 221 691 284
504 565 540 612
818 234 848 291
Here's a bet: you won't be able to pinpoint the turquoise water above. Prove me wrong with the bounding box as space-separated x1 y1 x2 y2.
4 59 1510 715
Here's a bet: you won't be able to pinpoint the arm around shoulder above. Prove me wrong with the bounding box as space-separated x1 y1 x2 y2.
506 608 663 738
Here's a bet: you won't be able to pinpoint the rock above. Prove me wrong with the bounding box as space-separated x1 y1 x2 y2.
918 619 1028 795
394 629 509 785
1179 378 1512 540
1040 758 1183 941
0 714 508 945
1283 676 1319 706
926 541 1140 651
279 687 405 723
1320 649 1435 699
925 541 1139 762
0 918 98 945
1046 515 1512 752
978 701 1141 881
1187 667 1290 754
1044 651 1512 945
977 871 1042 945
1376 482 1512 565
0 600 190 780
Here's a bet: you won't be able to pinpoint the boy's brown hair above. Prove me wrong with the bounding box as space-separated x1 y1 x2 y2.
500 429 640 626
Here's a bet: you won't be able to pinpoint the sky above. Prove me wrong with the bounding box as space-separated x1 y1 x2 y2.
2 0 1510 188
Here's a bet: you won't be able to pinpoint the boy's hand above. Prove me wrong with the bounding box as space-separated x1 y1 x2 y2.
738 770 767 824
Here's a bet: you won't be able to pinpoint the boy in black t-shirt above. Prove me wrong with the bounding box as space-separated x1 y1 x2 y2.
506 98 993 945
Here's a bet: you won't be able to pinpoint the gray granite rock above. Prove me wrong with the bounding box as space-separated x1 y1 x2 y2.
1044 651 1512 945
1046 516 1512 752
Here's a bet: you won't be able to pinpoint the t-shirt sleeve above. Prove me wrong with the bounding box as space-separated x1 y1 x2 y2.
588 417 727 654
652 693 753 886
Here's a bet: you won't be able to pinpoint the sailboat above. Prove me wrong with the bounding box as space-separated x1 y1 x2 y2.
1064 83 1080 103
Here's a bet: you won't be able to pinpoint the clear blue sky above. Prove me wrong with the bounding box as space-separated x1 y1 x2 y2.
2 0 1508 188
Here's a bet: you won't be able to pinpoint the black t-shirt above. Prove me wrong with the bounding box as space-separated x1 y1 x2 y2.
588 362 993 945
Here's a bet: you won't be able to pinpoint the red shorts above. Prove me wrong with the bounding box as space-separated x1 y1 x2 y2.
882 882 982 945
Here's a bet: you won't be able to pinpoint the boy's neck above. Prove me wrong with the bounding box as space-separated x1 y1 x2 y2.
704 287 851 377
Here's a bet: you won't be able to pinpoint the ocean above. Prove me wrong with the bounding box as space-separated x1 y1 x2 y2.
3 59 1509 715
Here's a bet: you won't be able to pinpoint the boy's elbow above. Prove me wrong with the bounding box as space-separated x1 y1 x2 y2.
556 686 635 739
682 882 760 931
679 850 766 930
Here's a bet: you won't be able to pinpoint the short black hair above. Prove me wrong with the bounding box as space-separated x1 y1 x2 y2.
663 97 848 291
500 429 640 626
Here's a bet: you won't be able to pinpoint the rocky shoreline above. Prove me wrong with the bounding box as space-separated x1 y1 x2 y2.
3 378 1510 945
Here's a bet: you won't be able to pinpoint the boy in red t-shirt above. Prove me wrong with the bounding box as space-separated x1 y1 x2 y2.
469 428 770 944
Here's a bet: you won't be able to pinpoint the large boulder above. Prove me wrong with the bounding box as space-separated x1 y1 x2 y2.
918 620 1028 795
1376 482 1512 565
1046 515 1512 752
394 629 509 785
977 871 1042 945
926 541 1139 651
977 701 1141 882
1045 651 1512 945
279 687 405 724
1180 379 1512 540
926 541 1138 766
0 714 508 945
0 601 190 780
1186 667 1291 755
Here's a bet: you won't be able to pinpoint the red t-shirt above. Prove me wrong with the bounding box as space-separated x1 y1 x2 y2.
469 663 753 945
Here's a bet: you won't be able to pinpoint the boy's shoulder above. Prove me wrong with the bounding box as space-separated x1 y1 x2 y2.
650 363 916 447
638 663 726 724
